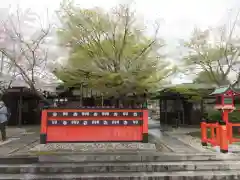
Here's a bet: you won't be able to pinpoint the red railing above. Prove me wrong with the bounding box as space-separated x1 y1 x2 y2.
201 121 240 153
201 122 220 147
228 123 240 144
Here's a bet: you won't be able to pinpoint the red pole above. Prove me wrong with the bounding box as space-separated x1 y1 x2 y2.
216 123 220 146
40 110 48 144
222 110 229 123
219 120 228 153
201 121 207 146
142 109 148 143
210 126 216 146
228 123 233 144
222 109 231 144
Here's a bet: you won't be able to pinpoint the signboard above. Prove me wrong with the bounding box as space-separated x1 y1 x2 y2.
48 120 142 126
47 111 142 117
40 108 148 144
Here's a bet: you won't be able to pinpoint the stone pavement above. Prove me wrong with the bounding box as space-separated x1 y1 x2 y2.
149 129 204 153
164 127 240 153
148 119 202 153
148 119 161 129
0 126 40 156
162 127 212 153
148 120 240 153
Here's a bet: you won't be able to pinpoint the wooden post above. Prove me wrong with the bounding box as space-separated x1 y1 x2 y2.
142 109 148 143
18 88 23 127
101 94 104 107
219 120 228 153
200 98 204 118
228 123 233 144
210 126 216 146
201 119 207 146
40 110 48 144
80 83 83 107
216 123 221 146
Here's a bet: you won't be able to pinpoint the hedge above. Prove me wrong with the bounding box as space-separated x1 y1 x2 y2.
207 110 240 123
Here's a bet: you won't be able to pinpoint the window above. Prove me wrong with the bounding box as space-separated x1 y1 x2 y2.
216 96 222 104
223 97 233 105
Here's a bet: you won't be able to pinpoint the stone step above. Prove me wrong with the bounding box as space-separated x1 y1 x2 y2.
38 153 240 162
0 161 240 174
0 170 239 180
0 156 38 164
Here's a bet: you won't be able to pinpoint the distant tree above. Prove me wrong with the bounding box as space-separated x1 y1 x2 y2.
0 8 55 103
193 71 230 85
55 1 176 100
183 10 240 87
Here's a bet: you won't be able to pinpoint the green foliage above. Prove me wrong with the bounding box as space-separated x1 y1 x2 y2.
55 1 176 96
170 87 202 101
165 83 213 102
207 111 221 123
183 26 240 87
207 110 240 122
194 71 230 85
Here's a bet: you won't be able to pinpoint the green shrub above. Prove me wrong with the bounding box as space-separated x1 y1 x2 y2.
207 110 240 122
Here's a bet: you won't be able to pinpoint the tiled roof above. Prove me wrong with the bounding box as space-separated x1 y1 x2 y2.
209 86 240 95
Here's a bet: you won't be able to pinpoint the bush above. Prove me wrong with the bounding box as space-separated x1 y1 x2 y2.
207 110 240 123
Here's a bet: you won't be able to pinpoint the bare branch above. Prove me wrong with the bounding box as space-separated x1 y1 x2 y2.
0 7 53 103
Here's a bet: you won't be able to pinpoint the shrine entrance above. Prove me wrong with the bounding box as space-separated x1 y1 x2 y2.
2 87 42 126
156 91 196 126
152 84 215 126
160 97 185 126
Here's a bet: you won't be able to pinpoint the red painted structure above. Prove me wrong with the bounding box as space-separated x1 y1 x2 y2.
201 122 220 147
201 121 240 151
40 108 148 143
201 86 240 153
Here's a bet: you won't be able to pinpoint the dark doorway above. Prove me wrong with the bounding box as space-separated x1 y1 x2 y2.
2 87 41 126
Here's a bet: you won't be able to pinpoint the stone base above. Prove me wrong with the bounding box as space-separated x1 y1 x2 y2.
30 143 156 153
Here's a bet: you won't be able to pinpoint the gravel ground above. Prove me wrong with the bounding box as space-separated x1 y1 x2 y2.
29 142 157 154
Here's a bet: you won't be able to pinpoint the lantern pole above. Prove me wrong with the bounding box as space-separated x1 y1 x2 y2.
222 109 229 123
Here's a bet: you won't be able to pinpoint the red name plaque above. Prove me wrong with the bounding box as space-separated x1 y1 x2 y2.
40 108 148 144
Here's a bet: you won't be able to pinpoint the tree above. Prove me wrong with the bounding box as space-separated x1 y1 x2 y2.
183 10 240 87
55 1 176 100
0 53 14 93
193 71 230 85
0 8 57 103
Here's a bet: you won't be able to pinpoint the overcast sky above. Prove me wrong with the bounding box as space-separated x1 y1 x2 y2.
1 0 240 83
2 0 239 37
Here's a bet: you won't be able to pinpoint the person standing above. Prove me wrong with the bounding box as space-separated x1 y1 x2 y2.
0 101 8 141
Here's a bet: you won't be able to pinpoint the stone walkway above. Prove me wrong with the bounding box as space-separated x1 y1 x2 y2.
148 120 240 153
148 120 204 153
149 129 202 153
164 127 240 153
163 129 213 153
0 126 39 156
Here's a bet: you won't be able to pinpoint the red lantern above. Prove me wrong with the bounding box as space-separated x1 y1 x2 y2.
210 86 237 112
